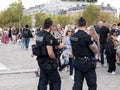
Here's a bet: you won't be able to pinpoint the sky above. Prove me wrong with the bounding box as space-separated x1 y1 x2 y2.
0 0 47 11
0 0 120 11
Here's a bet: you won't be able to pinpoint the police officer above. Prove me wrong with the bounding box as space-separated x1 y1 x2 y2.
36 18 62 90
70 17 98 90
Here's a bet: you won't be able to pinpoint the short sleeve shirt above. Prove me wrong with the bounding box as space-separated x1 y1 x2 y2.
44 31 59 51
73 30 94 57
77 30 93 47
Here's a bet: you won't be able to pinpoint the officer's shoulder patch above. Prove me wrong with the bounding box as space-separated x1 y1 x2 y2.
91 37 94 41
50 39 53 44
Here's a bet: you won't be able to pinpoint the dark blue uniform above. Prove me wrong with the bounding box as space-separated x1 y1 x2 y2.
37 30 61 90
71 30 97 90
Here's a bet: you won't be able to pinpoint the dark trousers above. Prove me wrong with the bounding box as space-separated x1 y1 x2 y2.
59 57 74 75
100 44 105 64
106 54 116 72
38 68 61 90
73 61 97 90
69 57 74 75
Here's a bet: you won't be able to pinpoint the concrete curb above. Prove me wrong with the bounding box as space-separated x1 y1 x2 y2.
0 69 35 75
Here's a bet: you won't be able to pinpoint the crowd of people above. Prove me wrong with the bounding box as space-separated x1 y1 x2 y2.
31 17 120 90
0 25 33 50
45 20 120 75
1 17 120 90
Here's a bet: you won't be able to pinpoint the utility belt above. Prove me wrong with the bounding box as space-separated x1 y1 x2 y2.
75 56 96 69
76 56 91 64
45 59 59 73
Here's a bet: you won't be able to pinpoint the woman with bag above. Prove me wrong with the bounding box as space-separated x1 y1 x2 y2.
59 25 74 80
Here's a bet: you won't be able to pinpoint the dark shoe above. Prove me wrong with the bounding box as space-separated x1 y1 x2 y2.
117 63 120 66
96 59 101 62
58 67 63 72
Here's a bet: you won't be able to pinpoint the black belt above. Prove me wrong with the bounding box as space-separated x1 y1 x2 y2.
76 56 90 60
76 57 91 63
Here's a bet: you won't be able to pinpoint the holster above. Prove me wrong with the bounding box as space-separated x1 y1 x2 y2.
45 64 52 73
74 57 94 73
50 59 59 70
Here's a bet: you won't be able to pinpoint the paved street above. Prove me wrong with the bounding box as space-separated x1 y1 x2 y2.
0 40 120 90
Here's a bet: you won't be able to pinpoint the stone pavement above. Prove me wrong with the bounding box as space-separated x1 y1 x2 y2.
0 40 120 90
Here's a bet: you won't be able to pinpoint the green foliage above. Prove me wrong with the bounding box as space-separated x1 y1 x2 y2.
0 2 119 28
21 15 32 27
97 12 119 25
83 4 101 26
35 12 74 27
73 12 83 25
56 15 71 26
35 13 48 27
0 2 24 28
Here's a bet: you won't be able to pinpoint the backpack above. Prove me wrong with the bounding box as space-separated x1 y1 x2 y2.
32 30 48 56
23 29 30 38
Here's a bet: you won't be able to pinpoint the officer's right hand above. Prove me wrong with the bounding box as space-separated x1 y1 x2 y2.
31 53 35 57
58 43 66 49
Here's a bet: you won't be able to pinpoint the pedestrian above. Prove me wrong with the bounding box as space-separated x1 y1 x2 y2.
4 30 9 44
22 25 33 50
70 17 98 90
94 21 103 34
54 24 64 44
8 26 12 42
59 25 74 80
34 18 64 90
99 21 109 66
87 26 100 62
105 29 119 74
116 23 120 65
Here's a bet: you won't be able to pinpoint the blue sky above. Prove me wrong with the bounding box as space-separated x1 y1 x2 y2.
0 0 119 11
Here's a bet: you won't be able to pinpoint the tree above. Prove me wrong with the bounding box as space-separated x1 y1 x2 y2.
0 2 23 28
83 4 100 26
35 12 77 27
0 10 10 27
35 12 48 27
21 15 32 27
97 12 119 25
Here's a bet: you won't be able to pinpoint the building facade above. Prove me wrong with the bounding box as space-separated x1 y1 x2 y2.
23 0 117 27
